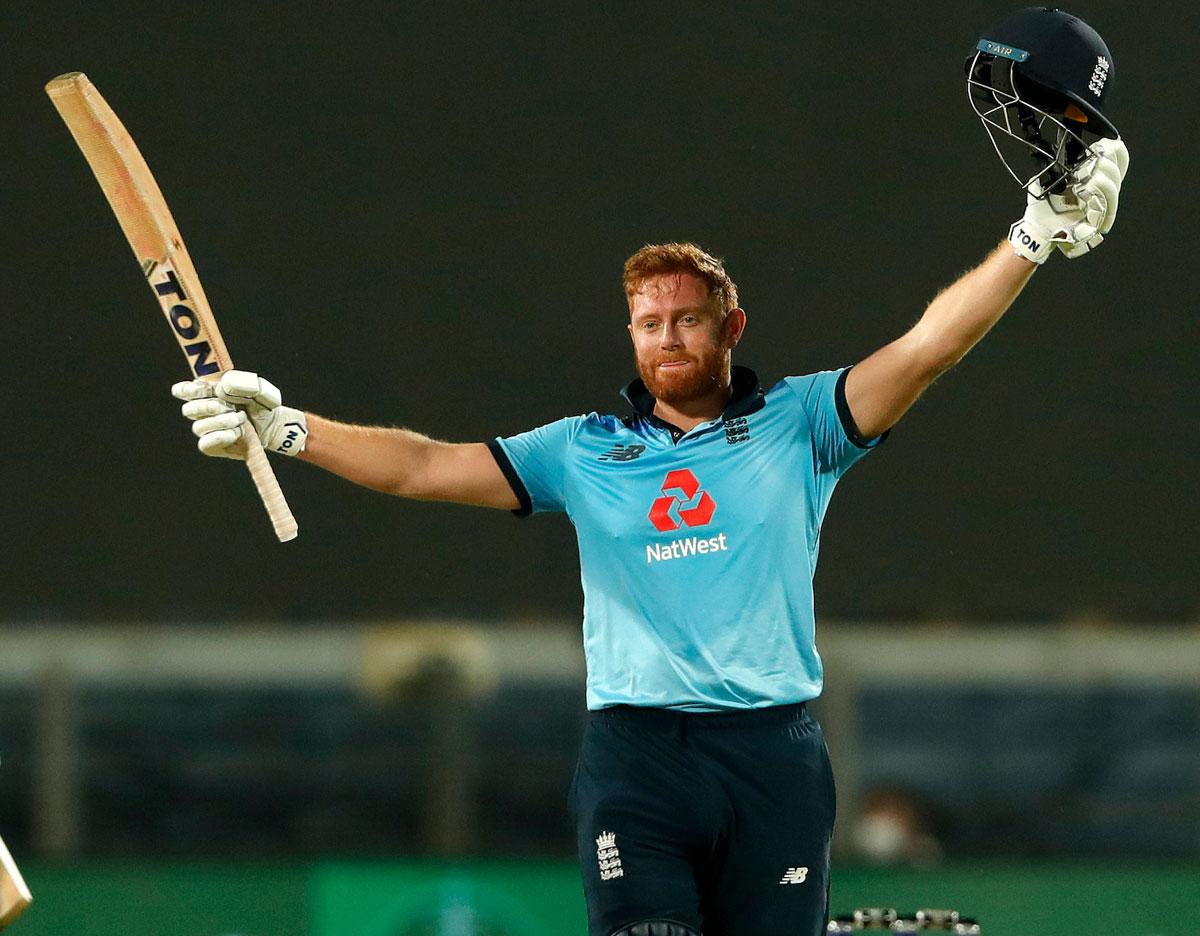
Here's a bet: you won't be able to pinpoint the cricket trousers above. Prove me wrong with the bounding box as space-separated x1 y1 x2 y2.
568 702 835 936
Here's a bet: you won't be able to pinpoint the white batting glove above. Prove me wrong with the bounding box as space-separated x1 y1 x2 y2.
172 370 308 460
1009 137 1129 264
1058 137 1129 259
1009 184 1090 264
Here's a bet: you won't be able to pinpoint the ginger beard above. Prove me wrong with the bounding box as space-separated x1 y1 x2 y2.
634 323 731 405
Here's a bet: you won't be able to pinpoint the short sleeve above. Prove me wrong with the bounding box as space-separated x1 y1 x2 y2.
783 367 887 476
488 416 583 517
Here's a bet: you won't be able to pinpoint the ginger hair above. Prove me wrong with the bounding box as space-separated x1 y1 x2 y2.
623 242 739 316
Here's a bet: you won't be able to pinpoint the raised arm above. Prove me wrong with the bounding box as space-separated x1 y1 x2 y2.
171 372 519 510
844 244 1034 439
845 137 1129 440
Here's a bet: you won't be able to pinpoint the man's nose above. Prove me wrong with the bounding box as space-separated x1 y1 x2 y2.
659 322 681 347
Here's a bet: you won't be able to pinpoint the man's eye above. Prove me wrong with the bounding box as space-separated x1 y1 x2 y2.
642 321 658 331
682 315 697 324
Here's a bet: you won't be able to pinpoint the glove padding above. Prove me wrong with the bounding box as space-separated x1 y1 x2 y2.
172 370 308 460
1008 136 1130 263
1058 136 1129 258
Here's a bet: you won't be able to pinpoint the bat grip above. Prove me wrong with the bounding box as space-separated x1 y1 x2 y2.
242 429 299 542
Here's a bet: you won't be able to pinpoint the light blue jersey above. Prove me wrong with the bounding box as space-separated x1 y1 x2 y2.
488 366 884 712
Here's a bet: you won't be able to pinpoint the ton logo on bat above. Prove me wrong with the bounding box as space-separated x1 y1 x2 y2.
150 265 218 377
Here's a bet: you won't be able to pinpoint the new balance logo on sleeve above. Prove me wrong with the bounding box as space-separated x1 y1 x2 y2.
778 866 809 885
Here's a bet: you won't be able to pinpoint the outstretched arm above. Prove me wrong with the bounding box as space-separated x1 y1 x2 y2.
300 415 519 509
172 373 519 510
845 136 1129 440
844 244 1034 439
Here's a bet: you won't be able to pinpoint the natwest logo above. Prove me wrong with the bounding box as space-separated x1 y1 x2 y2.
648 469 716 532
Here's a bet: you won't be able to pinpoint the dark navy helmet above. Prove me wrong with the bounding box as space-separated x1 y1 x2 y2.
966 7 1119 196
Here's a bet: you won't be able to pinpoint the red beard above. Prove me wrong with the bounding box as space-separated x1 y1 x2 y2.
636 346 728 406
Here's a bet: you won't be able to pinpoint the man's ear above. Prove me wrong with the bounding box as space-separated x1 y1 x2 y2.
724 308 747 347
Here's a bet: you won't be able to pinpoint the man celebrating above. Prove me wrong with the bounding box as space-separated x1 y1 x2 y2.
172 35 1128 936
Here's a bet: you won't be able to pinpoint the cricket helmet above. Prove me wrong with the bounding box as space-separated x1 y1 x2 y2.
966 7 1119 196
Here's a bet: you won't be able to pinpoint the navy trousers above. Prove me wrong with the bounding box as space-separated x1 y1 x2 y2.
569 702 835 936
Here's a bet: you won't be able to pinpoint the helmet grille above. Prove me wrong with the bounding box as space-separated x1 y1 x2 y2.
967 49 1105 198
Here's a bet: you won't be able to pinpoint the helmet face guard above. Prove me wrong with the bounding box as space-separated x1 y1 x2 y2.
966 8 1119 200
967 45 1099 198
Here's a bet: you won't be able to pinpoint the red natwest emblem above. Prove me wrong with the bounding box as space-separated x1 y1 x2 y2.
648 469 717 532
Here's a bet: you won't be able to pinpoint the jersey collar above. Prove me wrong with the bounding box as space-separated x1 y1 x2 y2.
619 365 766 425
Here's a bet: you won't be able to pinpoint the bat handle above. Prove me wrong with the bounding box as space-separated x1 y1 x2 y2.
242 428 299 542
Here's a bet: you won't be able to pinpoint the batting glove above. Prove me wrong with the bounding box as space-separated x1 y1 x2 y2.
1058 137 1129 259
1008 136 1129 264
172 370 308 459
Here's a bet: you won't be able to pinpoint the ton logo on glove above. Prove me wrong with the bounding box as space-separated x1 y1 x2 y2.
174 371 309 461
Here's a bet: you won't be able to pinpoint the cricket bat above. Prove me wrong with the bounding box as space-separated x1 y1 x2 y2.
45 72 298 542
0 835 31 930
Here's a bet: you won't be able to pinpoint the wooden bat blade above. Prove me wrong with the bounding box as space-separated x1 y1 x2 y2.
0 835 32 930
44 71 233 376
45 72 178 273
46 71 298 542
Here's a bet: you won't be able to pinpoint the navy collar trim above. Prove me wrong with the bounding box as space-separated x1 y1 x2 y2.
619 365 766 424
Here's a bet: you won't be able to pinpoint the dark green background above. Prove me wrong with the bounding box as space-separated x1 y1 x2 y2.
12 859 1200 935
4 2 1195 622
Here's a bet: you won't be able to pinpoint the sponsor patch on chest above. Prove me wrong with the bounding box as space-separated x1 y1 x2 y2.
646 532 729 564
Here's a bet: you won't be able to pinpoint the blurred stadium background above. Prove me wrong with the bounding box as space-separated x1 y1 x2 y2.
3 1 1197 934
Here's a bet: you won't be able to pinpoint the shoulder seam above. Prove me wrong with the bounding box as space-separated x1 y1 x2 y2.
780 375 820 454
486 438 533 517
